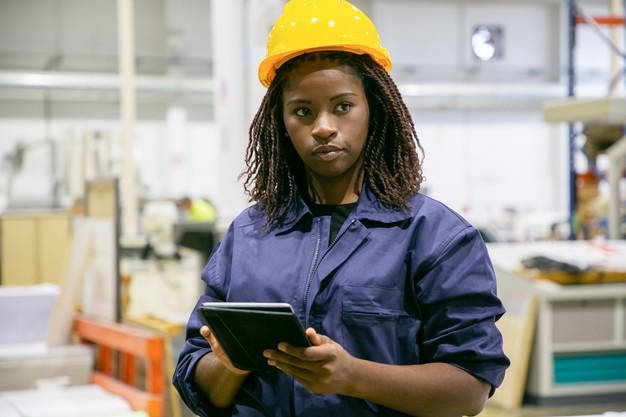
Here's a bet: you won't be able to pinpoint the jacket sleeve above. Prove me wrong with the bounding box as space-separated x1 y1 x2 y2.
414 224 510 395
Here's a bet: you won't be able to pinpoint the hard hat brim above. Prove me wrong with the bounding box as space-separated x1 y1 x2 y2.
258 45 392 88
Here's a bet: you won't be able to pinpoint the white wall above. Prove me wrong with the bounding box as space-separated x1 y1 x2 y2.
0 0 620 239
413 109 569 230
0 117 220 207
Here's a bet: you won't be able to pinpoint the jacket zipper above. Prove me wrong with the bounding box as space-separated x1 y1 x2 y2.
303 218 357 323
303 218 322 324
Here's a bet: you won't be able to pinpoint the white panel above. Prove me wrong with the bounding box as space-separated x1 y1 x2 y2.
133 0 168 58
165 106 188 195
370 1 561 82
133 121 166 197
413 109 568 229
57 0 119 58
164 0 212 71
374 1 461 69
0 0 56 51
186 123 220 204
464 3 559 73
5 140 52 202
211 0 249 223
574 2 623 83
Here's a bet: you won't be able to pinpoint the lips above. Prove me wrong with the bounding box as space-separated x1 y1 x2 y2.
313 145 342 161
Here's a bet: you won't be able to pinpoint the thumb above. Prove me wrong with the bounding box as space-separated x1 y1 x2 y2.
305 327 329 346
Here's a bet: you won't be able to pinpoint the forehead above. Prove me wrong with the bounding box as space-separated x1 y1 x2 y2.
282 58 362 92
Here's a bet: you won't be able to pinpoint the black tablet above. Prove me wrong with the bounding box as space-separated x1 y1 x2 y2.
197 302 311 372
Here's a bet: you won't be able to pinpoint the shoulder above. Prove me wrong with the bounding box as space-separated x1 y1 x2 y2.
409 193 472 228
407 193 484 254
224 203 265 230
220 204 277 241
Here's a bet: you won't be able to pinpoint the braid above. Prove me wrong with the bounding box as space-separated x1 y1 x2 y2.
242 51 424 228
360 58 424 211
242 86 295 226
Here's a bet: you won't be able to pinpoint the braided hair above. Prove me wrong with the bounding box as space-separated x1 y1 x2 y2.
242 51 424 228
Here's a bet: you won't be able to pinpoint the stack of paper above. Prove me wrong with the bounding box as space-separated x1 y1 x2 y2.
0 385 135 417
0 284 60 355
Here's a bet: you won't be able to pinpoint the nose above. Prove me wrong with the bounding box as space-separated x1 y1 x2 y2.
312 111 337 143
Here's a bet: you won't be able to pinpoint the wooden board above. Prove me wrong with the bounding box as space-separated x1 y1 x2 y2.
542 97 626 124
520 267 626 285
488 293 537 410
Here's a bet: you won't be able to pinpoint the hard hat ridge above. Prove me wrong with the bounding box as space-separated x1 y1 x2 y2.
258 0 392 88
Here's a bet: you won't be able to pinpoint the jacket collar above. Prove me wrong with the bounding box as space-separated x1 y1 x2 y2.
273 184 414 234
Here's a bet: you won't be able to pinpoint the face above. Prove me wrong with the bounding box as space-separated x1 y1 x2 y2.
282 59 369 200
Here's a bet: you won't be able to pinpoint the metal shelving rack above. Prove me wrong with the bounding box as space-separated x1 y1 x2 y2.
524 2 626 405
543 0 626 239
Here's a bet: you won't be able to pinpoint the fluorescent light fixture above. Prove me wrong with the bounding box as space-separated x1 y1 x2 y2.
471 25 503 61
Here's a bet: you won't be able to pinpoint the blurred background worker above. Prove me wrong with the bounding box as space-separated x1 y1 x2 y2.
178 196 217 223
175 197 218 263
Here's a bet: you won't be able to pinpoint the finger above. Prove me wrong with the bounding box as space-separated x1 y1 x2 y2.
199 325 211 338
305 328 331 346
201 327 223 352
200 326 218 348
268 353 316 377
270 346 322 372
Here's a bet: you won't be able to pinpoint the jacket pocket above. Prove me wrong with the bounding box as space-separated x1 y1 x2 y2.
340 285 420 365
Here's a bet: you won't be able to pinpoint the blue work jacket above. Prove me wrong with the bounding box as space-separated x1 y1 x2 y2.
173 187 509 417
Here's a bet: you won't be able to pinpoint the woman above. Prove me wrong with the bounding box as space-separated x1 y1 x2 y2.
173 1 509 416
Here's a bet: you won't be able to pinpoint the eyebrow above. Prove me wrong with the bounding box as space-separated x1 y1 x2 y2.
286 92 358 106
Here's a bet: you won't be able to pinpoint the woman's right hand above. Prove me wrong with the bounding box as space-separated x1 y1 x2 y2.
200 325 251 376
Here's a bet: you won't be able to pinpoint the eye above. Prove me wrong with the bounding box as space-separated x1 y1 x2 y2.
336 102 352 113
295 107 312 117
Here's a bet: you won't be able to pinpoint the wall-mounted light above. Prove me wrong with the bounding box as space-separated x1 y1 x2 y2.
471 25 504 61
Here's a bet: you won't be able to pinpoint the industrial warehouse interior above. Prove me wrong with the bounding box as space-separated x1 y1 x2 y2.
0 0 625 416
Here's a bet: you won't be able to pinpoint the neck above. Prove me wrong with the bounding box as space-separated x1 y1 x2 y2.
307 176 361 205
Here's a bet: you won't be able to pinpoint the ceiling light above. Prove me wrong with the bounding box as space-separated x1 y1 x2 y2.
471 25 503 61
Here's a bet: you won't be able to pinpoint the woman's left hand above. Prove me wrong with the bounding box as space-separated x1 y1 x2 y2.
263 327 357 396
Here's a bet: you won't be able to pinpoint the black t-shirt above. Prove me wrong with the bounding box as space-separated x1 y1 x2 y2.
310 203 357 244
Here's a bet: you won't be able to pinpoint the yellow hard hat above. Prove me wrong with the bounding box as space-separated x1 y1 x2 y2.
258 0 392 88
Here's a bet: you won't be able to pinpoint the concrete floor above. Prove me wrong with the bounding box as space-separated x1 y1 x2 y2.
175 398 626 417
479 402 626 417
